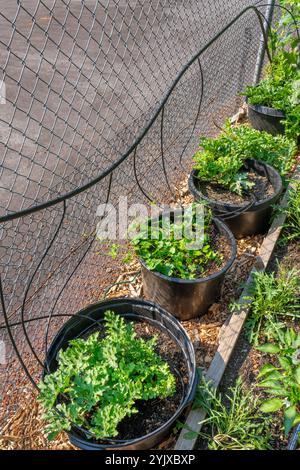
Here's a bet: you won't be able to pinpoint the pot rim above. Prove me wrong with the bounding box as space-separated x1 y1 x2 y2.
247 101 286 118
189 158 283 210
45 298 198 448
139 217 237 284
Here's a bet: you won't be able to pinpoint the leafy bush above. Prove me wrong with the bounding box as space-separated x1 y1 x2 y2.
272 1 300 56
244 1 300 141
194 377 272 450
244 68 300 140
193 126 252 196
246 267 300 345
244 55 296 110
39 311 176 440
193 123 296 193
257 327 300 436
131 206 222 279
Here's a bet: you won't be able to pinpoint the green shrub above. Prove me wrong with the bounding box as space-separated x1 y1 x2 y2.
244 69 300 140
131 206 222 279
193 123 296 193
39 311 176 440
273 1 300 56
244 56 296 110
244 1 300 141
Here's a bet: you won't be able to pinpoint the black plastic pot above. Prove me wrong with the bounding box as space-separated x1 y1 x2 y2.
140 217 237 321
188 159 283 239
248 102 285 136
44 298 197 450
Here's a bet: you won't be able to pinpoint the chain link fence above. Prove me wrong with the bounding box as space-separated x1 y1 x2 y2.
0 0 274 442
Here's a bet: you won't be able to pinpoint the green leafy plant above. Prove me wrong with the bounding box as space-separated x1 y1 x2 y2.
193 123 296 193
108 243 119 259
245 49 298 104
272 1 300 58
39 311 176 440
246 267 300 345
282 181 300 241
244 22 300 141
193 125 252 196
245 78 300 141
131 206 222 279
257 327 300 436
244 0 300 140
193 377 271 450
228 172 254 195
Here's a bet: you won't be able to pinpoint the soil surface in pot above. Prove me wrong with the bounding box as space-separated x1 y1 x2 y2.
116 321 189 440
141 222 233 280
200 171 275 205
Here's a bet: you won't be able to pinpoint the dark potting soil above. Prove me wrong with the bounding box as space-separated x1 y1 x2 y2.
117 321 188 440
201 171 275 205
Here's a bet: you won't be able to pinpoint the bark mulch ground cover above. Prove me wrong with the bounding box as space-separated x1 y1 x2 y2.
1 153 298 451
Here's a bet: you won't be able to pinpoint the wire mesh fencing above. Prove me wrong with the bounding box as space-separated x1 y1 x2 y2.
0 0 276 443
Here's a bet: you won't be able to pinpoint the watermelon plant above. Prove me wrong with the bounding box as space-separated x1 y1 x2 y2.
39 311 176 440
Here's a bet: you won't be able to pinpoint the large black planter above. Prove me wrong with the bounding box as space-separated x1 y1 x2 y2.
248 102 285 136
188 159 283 239
44 298 197 450
141 218 237 321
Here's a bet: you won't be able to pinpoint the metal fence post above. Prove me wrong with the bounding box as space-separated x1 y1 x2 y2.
253 0 276 85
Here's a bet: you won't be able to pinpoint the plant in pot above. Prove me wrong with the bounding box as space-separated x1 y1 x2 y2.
188 124 290 238
130 204 237 320
244 1 300 138
39 298 198 450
